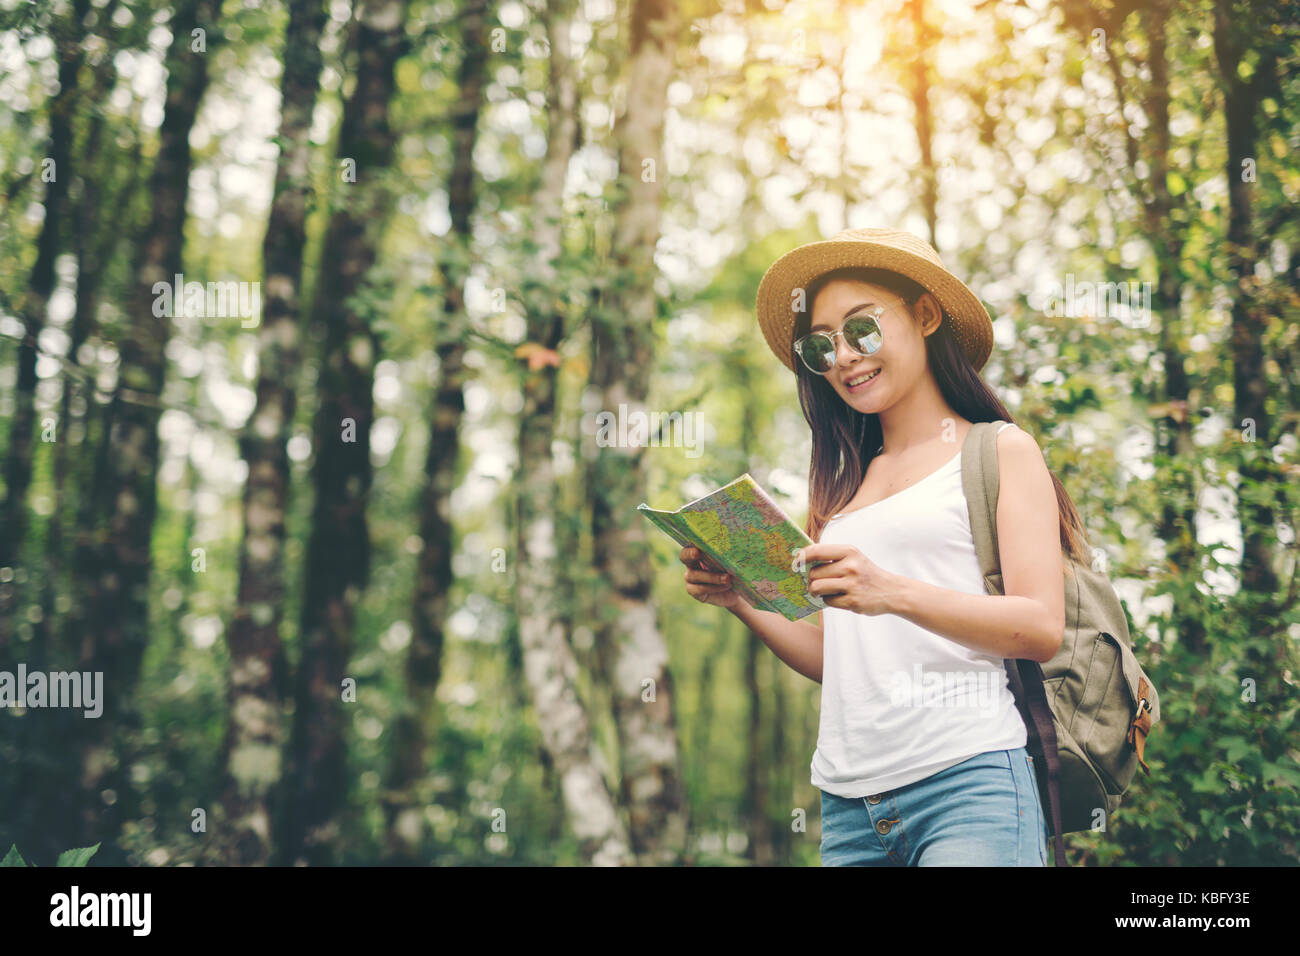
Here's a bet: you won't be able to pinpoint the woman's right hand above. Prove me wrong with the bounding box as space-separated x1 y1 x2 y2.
679 546 749 611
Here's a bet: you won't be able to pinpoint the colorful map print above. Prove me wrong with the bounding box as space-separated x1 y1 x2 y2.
638 474 825 621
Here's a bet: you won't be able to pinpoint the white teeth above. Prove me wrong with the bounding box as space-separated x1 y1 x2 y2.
848 369 881 387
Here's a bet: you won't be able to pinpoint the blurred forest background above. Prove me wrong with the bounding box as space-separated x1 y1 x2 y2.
0 0 1298 866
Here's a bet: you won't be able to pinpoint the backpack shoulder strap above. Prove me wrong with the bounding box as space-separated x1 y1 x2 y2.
959 419 1069 868
960 421 1005 589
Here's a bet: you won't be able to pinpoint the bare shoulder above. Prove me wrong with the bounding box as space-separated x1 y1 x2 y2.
995 422 1048 472
994 424 1054 504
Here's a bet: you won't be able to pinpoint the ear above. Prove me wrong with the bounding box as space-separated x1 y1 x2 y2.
914 292 944 337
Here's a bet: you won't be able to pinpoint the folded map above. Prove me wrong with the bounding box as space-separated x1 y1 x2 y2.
637 473 827 621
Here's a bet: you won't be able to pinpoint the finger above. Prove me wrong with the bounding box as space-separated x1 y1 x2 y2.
795 543 857 566
687 569 731 585
808 576 851 598
687 582 730 599
806 560 845 581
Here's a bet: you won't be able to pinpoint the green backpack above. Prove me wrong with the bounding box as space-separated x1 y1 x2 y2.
960 420 1160 867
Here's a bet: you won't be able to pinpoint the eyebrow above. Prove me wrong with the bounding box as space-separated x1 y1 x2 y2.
810 303 878 333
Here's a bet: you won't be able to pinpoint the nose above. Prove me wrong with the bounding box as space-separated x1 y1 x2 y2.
834 330 863 368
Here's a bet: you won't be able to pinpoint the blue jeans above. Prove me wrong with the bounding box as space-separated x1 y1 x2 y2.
819 747 1049 866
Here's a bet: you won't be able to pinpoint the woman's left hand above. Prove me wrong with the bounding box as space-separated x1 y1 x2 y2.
794 543 900 616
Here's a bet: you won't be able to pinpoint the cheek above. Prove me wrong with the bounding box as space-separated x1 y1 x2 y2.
887 327 926 372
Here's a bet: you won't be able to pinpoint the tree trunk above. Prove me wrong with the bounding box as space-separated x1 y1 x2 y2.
1212 0 1285 724
687 622 726 855
1213 0 1279 600
743 631 773 864
1135 0 1205 652
737 360 773 865
508 0 634 867
282 0 409 866
73 0 220 859
382 0 489 860
770 651 790 863
0 0 89 635
51 0 129 662
908 0 937 246
216 0 327 866
63 111 146 670
590 0 687 864
1077 1 1206 651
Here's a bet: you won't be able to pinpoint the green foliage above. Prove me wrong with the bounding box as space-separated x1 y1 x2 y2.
1 0 1297 868
1 843 101 867
56 844 102 867
0 844 25 867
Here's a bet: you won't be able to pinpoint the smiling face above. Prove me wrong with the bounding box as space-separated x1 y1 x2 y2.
805 278 942 413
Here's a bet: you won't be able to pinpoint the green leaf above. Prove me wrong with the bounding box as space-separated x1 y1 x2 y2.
1 844 29 867
1262 763 1300 790
1221 735 1251 764
1191 766 1223 793
55 843 101 867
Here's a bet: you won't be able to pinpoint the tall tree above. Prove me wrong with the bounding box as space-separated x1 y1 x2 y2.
1064 0 1205 651
509 0 636 867
590 0 687 864
382 0 490 860
0 0 103 851
62 94 148 667
0 0 90 630
733 346 774 865
72 0 222 859
51 0 135 648
907 0 938 245
281 0 410 866
1213 0 1281 602
217 0 328 866
1133 0 1202 647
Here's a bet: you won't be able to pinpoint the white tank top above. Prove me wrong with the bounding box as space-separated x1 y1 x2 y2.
811 421 1027 798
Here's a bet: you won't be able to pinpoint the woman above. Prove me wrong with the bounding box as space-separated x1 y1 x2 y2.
681 228 1091 866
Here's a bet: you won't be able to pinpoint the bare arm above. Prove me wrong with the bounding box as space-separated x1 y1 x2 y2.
892 426 1065 661
679 545 824 683
801 426 1066 663
728 602 824 684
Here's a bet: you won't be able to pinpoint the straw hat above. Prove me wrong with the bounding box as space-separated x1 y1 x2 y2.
755 228 993 373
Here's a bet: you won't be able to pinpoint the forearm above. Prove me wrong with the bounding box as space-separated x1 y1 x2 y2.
890 575 1062 662
729 601 823 683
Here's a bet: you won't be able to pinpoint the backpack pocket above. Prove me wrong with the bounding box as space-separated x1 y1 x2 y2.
1072 632 1144 795
1050 716 1119 833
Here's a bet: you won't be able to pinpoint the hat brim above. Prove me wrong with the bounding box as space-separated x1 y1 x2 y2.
755 238 993 373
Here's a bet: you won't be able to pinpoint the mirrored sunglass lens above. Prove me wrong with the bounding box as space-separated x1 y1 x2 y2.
844 317 882 354
800 335 836 370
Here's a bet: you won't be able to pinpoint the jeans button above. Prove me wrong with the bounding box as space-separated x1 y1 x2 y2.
866 793 883 804
875 819 894 835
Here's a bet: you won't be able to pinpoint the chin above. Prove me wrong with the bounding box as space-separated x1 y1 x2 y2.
848 389 885 410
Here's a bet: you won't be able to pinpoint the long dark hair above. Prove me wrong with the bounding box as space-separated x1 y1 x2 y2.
794 266 1089 564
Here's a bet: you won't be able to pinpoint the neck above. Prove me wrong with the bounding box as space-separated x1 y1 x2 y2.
876 370 964 455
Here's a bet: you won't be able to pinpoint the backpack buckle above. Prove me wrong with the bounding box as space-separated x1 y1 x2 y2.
1127 692 1154 774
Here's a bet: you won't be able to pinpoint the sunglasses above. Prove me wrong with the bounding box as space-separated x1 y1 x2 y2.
793 306 885 374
